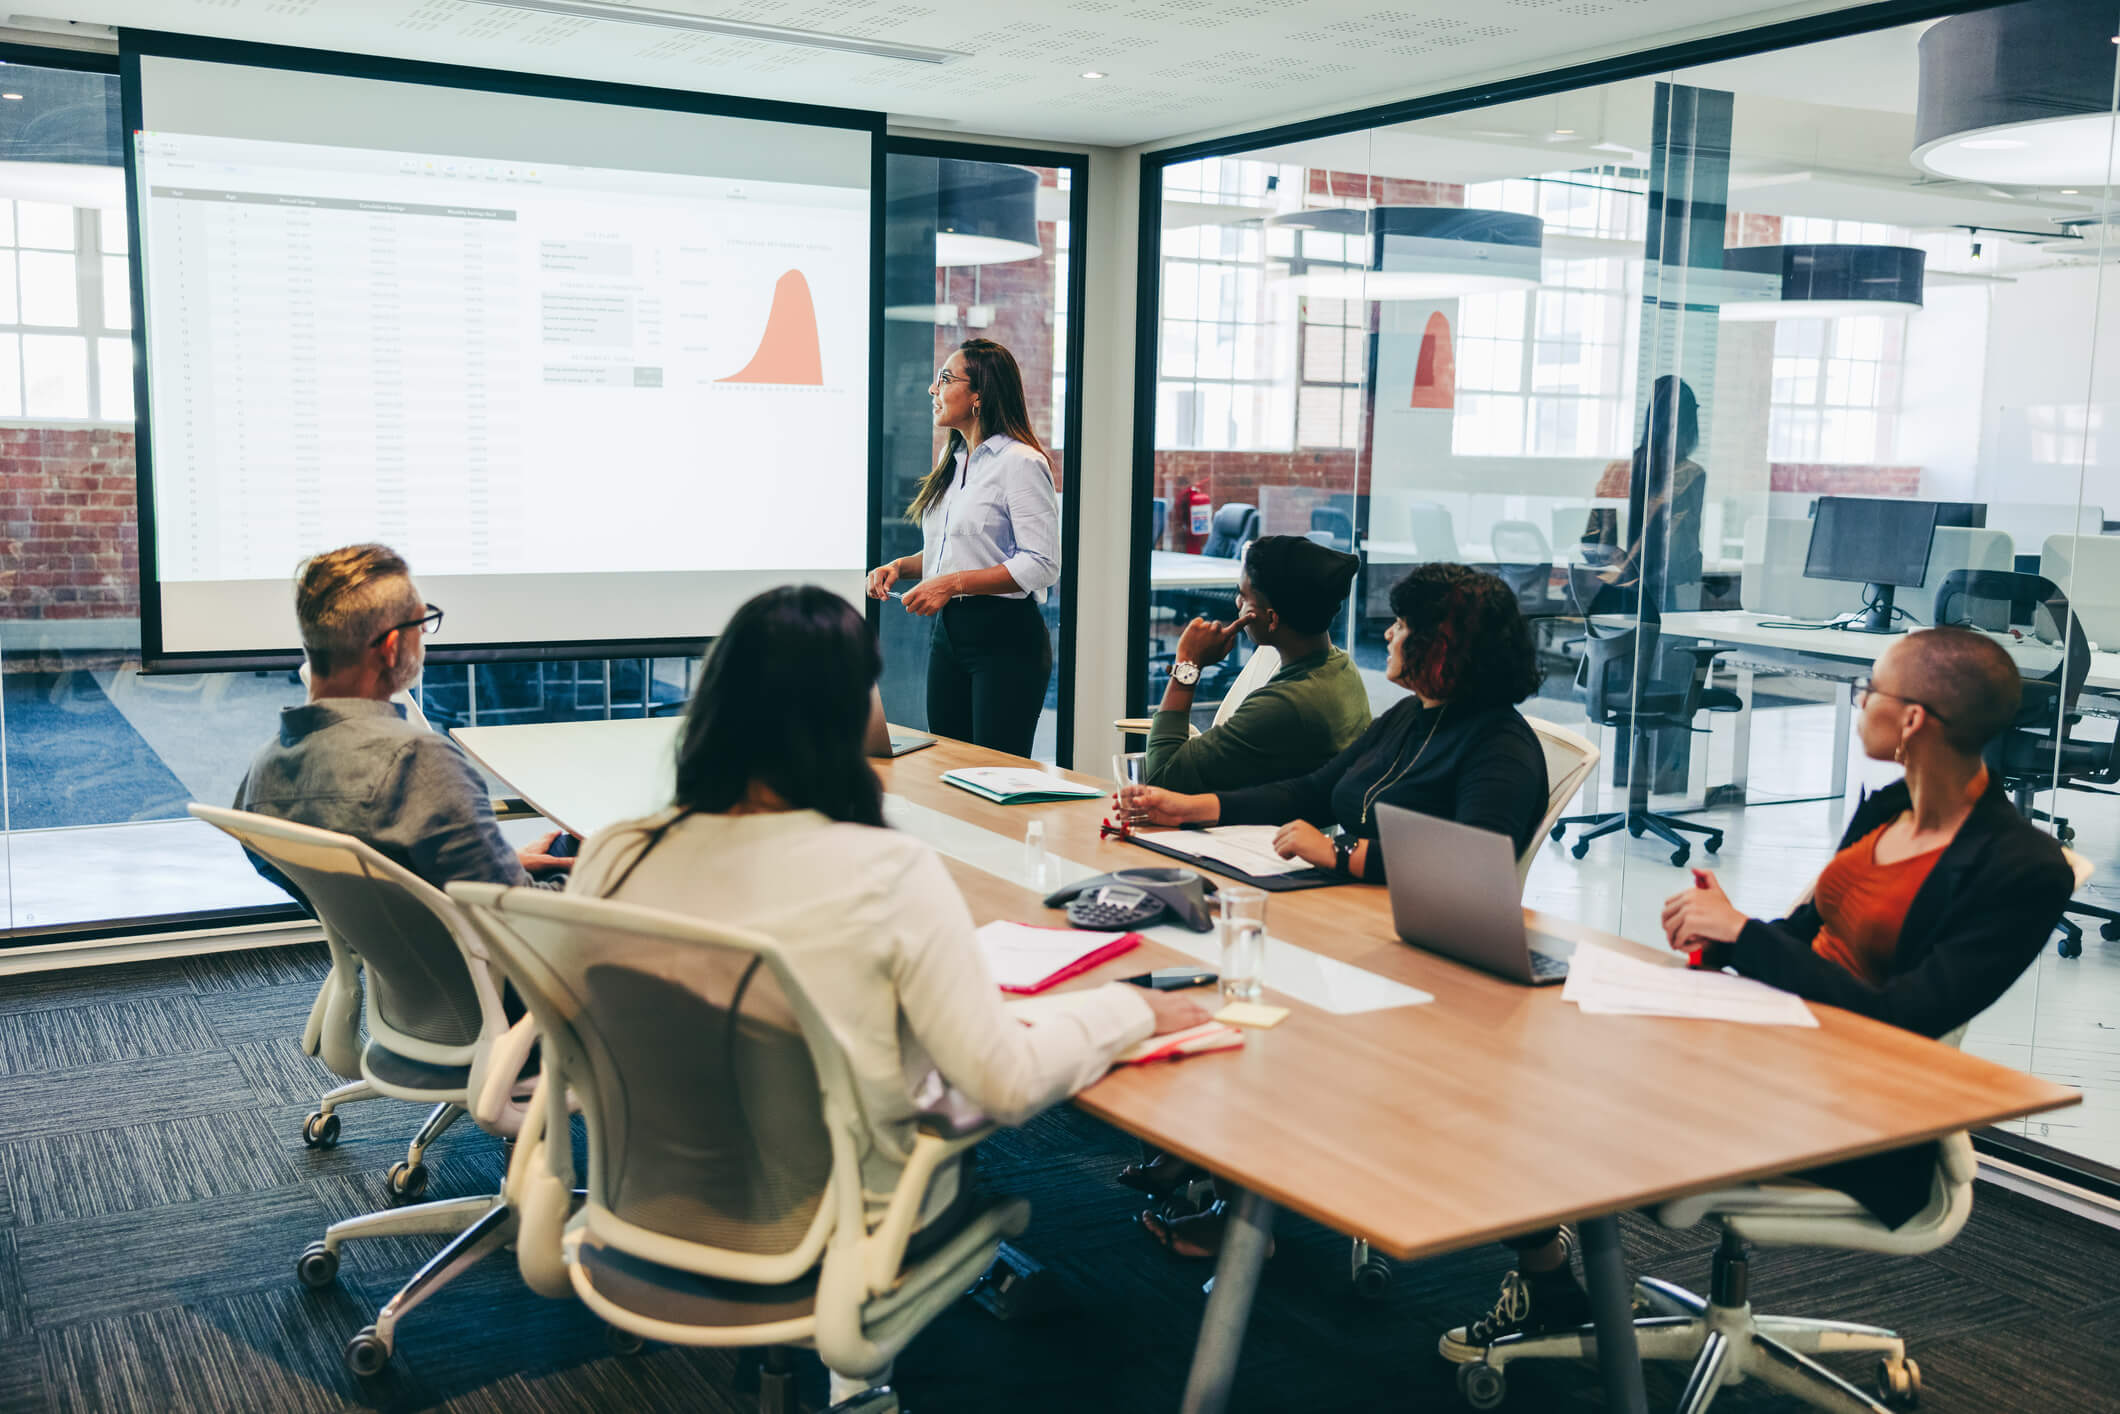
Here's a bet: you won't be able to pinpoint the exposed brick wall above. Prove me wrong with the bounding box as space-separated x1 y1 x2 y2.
1307 171 1464 208
0 425 138 621
1768 462 1922 496
1725 211 1784 248
1152 449 1364 548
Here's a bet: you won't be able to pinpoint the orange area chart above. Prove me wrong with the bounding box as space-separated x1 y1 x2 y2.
718 268 824 386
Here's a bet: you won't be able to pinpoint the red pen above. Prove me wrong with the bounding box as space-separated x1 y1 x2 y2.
1685 868 1710 968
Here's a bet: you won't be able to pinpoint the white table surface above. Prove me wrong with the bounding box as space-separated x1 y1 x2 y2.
455 717 682 840
1662 610 2120 692
1149 549 1244 589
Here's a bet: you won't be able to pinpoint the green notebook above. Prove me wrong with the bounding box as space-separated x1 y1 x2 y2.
940 766 1104 805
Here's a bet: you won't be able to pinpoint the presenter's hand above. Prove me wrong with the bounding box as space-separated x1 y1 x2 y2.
1139 986 1213 1035
1116 784 1215 828
1175 612 1256 670
1271 820 1335 869
865 563 900 599
1661 869 1747 950
900 575 959 617
518 831 574 875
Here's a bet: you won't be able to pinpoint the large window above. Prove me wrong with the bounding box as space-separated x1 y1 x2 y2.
0 197 132 421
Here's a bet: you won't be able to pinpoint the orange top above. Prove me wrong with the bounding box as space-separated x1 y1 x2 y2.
1810 819 1947 987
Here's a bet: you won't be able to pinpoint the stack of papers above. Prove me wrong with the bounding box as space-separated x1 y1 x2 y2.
976 920 1142 995
1114 1021 1245 1065
942 767 1104 805
1138 825 1312 878
1562 942 1817 1027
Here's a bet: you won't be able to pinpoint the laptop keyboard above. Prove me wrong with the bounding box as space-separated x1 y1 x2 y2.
1529 950 1570 980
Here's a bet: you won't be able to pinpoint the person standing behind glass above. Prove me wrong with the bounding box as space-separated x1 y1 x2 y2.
1590 374 1703 613
866 338 1059 758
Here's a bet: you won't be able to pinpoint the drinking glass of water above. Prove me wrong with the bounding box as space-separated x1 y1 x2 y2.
1216 886 1267 1005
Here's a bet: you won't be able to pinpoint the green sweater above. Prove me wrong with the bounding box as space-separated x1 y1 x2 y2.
1143 647 1373 794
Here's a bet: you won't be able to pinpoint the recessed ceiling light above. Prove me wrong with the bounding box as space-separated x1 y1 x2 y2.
1553 128 1575 136
1081 70 1106 79
2063 188 2081 194
0 94 20 101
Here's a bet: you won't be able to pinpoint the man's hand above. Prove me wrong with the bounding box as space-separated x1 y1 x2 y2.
1140 986 1213 1034
865 563 900 600
1661 869 1747 950
518 830 574 875
1174 612 1255 671
900 574 959 616
1271 819 1335 869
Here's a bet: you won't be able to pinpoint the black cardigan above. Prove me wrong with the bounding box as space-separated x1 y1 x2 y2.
1703 774 2071 1228
1707 774 2073 1040
1213 698 1549 880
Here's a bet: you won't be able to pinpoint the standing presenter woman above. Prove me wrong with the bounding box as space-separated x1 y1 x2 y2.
866 338 1059 757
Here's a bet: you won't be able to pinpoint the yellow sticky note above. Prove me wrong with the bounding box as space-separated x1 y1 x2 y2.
1214 1001 1289 1029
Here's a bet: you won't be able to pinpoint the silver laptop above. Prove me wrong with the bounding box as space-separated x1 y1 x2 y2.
1375 803 1575 986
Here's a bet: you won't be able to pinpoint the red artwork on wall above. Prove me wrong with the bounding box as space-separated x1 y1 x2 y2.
1410 310 1455 409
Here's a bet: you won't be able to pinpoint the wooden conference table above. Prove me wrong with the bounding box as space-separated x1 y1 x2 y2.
455 721 2078 1414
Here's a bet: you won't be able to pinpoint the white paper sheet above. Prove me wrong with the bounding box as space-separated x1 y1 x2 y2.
944 767 1102 799
1138 825 1311 877
975 920 1132 992
1562 942 1817 1027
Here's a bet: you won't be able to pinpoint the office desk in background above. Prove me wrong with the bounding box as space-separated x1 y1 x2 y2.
1662 609 2120 804
1149 549 1245 589
452 719 2077 1414
1364 538 1746 578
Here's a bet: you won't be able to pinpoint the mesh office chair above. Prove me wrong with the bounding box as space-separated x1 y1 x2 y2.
1548 568 1741 867
1346 719 1603 1297
1486 519 1560 621
1409 501 1462 561
186 806 544 1376
450 883 1032 1414
1933 570 2120 956
1309 505 1355 552
1455 1130 1972 1413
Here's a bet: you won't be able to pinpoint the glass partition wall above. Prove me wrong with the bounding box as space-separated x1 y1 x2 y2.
880 147 1083 764
1135 3 2120 1184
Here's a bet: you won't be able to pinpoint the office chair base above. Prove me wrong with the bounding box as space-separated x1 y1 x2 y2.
305 1078 380 1147
1461 1275 1918 1413
1553 808 1724 869
1349 1238 1393 1299
300 1194 515 1376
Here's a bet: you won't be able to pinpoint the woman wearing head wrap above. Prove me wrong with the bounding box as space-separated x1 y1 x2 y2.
1143 535 1373 793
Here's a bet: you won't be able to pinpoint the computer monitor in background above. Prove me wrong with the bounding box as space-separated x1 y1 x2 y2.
1803 496 1941 633
1930 501 1987 529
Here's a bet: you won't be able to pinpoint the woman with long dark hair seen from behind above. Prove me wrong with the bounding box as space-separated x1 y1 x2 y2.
866 338 1059 757
567 587 1206 1387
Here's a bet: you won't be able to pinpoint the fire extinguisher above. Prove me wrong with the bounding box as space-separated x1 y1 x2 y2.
1178 484 1212 554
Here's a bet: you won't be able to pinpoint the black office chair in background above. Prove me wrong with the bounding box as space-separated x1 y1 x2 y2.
1550 567 1741 867
1201 502 1259 561
1308 504 1354 552
1151 496 1168 551
1935 570 2120 957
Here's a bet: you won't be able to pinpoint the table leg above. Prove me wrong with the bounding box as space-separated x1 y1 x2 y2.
1830 691 1852 801
1727 666 1753 802
1579 1214 1649 1414
1179 1188 1276 1414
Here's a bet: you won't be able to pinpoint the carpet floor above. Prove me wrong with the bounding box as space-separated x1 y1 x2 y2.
1 941 2116 1413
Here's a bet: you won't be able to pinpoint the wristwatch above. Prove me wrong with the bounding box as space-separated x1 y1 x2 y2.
1334 834 1355 875
1171 660 1202 686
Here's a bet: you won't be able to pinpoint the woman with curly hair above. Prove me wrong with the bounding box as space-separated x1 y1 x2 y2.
1119 562 1550 881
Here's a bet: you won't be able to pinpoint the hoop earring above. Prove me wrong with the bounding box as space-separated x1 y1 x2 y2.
1894 736 1909 765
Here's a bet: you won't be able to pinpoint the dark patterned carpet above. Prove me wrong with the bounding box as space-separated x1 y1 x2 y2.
1 940 2117 1413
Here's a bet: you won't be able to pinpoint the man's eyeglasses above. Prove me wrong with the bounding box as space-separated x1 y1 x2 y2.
1851 674 1950 724
371 604 443 648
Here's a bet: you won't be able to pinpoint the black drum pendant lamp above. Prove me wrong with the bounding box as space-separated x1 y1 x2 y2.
932 158 1041 266
1269 205 1543 299
1719 243 1926 320
1913 0 2120 186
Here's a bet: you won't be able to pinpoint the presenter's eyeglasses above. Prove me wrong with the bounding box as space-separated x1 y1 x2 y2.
1852 675 1950 724
931 368 964 388
372 604 444 647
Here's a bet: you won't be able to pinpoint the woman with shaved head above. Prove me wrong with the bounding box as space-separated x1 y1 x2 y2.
1443 626 2073 1363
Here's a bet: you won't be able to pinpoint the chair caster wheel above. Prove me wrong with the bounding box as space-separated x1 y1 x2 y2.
2101 921 2120 942
1877 1354 1921 1408
1549 824 1565 842
2059 933 2084 959
1703 834 1723 854
295 1241 339 1289
386 1161 429 1204
302 1112 341 1148
1570 840 1589 859
1350 1243 1393 1301
1670 848 1690 868
1457 1360 1506 1409
344 1326 391 1378
603 1323 645 1356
